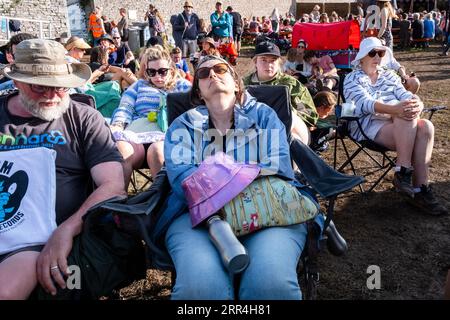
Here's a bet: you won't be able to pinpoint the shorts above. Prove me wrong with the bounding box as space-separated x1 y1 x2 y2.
0 245 44 264
233 32 242 42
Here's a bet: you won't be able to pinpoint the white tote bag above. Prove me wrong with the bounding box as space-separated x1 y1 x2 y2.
0 147 57 255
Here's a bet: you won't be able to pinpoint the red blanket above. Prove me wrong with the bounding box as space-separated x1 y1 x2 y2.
292 21 361 50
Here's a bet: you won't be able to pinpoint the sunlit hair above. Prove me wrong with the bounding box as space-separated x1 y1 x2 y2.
190 55 245 106
139 45 182 90
377 1 397 19
286 48 297 62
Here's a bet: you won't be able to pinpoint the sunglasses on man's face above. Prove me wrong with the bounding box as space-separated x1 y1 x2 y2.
29 84 70 94
196 63 229 79
146 68 169 77
368 50 386 58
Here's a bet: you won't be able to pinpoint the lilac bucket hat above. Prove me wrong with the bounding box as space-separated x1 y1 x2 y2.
182 152 260 227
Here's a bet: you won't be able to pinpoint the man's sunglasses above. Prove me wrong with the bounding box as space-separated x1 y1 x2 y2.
195 63 229 79
146 68 169 77
368 50 386 58
29 84 69 94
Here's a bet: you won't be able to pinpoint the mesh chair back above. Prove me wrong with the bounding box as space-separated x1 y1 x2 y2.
70 93 96 109
167 85 291 137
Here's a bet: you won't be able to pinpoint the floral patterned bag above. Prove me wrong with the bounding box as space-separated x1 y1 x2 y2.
221 176 319 237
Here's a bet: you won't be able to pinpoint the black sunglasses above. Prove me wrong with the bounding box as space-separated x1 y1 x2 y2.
195 63 229 79
368 50 386 58
146 68 169 77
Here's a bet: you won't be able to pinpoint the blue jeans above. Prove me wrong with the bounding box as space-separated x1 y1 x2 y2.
165 213 308 300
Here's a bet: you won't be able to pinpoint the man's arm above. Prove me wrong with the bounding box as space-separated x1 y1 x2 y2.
36 161 126 295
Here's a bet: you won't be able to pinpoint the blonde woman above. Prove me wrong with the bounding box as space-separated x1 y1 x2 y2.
110 46 191 186
377 0 397 51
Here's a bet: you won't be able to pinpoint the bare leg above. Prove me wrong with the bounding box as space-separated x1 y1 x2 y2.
411 119 434 187
0 251 40 299
291 114 310 145
116 141 145 187
375 117 417 168
146 141 165 177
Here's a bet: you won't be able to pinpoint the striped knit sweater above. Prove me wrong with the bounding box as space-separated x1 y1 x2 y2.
111 78 192 126
343 68 414 141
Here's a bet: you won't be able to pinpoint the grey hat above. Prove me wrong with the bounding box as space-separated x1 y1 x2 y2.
2 39 91 88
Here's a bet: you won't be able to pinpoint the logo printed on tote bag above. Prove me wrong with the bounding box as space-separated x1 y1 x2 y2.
0 160 29 230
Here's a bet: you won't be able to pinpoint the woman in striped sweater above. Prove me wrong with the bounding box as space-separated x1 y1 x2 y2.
110 46 191 186
344 37 446 216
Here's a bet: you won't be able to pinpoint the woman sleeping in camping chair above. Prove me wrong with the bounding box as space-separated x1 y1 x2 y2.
161 55 324 299
343 37 447 216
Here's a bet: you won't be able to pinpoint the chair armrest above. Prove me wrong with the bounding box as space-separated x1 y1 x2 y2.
290 138 364 198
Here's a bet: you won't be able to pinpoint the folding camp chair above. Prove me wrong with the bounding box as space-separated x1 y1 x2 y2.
165 85 364 299
333 72 447 193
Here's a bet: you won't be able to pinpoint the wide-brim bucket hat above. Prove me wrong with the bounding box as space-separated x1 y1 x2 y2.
182 152 260 227
351 37 393 67
201 37 217 48
65 37 91 51
2 39 91 88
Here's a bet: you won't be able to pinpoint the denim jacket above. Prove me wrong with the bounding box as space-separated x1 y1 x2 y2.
152 92 297 241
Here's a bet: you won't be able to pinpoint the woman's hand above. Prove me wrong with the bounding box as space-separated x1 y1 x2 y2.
110 124 124 132
396 99 423 120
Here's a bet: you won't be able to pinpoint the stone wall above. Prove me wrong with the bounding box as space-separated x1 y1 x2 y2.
0 0 69 40
93 0 297 33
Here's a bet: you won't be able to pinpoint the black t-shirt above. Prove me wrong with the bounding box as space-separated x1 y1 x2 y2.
0 92 123 224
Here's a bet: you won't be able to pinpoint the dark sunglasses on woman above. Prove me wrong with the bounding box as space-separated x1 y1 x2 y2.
368 50 386 58
195 63 229 79
146 68 169 77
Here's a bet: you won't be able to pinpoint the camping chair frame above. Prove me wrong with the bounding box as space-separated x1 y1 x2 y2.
333 73 447 193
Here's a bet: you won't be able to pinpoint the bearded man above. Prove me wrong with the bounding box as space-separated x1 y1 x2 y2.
0 39 125 299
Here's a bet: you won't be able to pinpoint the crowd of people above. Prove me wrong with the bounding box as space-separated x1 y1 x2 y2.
0 1 448 301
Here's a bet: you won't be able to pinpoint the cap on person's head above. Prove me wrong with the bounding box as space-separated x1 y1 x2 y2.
254 41 281 58
1 39 91 88
297 39 308 48
216 1 222 6
184 1 193 8
65 36 91 51
226 6 233 11
99 34 114 45
202 37 216 48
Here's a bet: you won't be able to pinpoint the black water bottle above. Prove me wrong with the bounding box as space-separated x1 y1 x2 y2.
207 215 249 274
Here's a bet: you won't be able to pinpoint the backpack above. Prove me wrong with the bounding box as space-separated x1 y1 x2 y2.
34 169 172 300
9 20 21 32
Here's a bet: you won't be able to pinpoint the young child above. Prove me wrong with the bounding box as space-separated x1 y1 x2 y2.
303 50 338 91
171 47 192 82
310 90 337 152
283 48 298 75
313 90 337 120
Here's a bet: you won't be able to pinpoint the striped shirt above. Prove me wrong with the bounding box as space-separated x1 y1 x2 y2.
111 78 192 126
343 68 414 141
